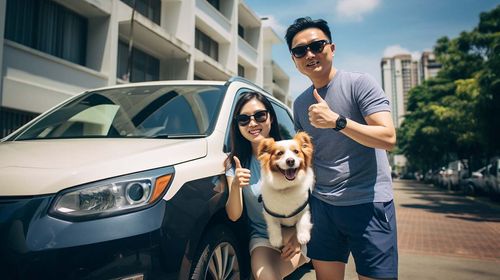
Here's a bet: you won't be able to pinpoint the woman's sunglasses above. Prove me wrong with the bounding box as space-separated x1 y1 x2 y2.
235 110 269 126
291 40 330 58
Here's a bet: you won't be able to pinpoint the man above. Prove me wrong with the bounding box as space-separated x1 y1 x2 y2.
286 17 398 280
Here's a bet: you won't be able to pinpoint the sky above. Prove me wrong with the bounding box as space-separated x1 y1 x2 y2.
244 0 500 100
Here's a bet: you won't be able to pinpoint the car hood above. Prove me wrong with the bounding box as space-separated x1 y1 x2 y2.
0 138 207 196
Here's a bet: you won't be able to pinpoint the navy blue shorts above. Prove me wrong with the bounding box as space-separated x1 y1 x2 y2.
307 195 398 279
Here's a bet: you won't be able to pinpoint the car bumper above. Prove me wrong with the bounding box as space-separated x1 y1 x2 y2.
0 195 179 280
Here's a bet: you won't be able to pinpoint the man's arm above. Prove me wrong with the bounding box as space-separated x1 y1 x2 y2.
341 111 396 150
308 89 396 150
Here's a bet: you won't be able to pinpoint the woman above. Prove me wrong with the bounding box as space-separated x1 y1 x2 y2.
224 91 309 279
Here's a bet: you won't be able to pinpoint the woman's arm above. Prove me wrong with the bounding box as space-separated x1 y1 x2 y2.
225 175 244 221
225 156 250 221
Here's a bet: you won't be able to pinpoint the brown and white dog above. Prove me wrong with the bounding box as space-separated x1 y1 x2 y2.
257 131 314 248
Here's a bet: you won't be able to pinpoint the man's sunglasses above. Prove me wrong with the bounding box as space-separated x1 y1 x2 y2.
291 40 330 58
235 110 269 126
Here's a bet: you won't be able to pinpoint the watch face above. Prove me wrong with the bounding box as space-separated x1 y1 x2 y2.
338 118 347 128
335 116 347 131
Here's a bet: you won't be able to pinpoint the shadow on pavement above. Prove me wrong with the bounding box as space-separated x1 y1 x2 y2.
396 180 500 223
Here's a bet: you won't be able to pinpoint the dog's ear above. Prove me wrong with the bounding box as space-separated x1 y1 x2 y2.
295 132 313 166
294 132 312 149
257 137 275 161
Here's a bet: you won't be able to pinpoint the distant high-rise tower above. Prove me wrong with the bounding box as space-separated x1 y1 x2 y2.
380 54 419 127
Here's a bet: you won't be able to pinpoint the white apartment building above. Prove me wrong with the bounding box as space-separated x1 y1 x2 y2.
381 52 441 128
381 54 419 128
0 0 290 137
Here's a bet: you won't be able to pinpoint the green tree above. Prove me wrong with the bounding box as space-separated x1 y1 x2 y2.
398 5 500 171
475 6 500 155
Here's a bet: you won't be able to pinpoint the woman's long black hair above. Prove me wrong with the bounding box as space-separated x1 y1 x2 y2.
224 91 282 170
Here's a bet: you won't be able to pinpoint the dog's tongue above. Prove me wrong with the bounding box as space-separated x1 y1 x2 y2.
285 169 297 180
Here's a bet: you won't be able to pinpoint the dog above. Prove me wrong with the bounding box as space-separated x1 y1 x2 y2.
257 131 315 248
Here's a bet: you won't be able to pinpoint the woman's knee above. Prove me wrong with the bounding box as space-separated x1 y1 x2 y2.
251 247 280 280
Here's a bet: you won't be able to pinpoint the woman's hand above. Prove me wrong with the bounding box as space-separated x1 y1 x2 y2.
280 234 301 261
233 156 251 188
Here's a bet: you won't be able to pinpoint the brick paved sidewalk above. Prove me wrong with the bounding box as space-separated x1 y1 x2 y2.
395 180 500 261
287 179 500 279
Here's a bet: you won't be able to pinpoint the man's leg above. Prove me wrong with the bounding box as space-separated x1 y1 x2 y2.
345 201 398 279
307 196 350 280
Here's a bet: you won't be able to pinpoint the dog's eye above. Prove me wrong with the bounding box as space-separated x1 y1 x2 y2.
276 151 284 156
293 149 299 154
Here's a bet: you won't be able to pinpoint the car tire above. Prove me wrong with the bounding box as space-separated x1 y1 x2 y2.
190 224 242 280
463 183 475 196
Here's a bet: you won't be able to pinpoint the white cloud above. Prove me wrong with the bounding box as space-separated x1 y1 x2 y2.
336 0 380 21
383 45 411 57
382 45 421 60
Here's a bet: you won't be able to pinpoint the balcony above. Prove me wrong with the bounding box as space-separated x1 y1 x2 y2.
195 0 232 37
118 12 190 61
238 37 258 67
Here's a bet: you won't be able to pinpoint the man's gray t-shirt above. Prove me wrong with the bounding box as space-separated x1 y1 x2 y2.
293 70 393 206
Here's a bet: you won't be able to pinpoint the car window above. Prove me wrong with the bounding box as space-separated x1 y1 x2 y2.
481 166 488 176
492 160 499 176
488 163 496 176
10 85 225 140
223 89 294 153
271 102 295 140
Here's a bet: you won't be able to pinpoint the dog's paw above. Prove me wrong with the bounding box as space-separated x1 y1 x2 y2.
269 236 283 248
296 230 311 245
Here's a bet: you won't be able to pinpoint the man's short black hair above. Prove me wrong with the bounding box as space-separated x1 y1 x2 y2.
285 17 332 51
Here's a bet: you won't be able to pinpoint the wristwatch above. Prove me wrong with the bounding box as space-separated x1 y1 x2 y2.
333 115 347 131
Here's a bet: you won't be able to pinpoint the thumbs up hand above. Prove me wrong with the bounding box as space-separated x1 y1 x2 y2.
308 88 339 129
313 88 327 104
233 156 251 188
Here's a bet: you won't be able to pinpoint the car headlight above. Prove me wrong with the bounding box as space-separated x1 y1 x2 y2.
50 167 174 220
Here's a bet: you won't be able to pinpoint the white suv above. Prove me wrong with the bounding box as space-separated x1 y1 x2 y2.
0 77 296 280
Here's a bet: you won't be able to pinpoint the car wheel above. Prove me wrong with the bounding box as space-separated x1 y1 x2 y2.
190 225 242 280
463 183 475 196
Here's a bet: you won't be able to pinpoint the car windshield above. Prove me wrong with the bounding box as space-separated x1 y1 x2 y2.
9 84 226 140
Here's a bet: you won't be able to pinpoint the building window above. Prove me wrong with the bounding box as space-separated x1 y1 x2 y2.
238 24 245 39
238 64 245 77
4 0 87 66
207 0 220 10
121 0 160 25
195 28 219 61
1 107 38 138
117 41 159 82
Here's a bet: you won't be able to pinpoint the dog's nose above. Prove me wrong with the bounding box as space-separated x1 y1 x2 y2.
286 158 295 167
